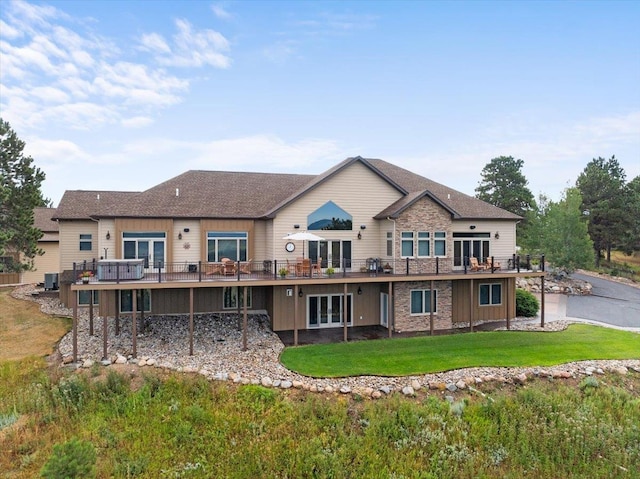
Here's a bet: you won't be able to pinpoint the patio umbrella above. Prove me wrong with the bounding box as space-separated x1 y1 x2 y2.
282 231 325 258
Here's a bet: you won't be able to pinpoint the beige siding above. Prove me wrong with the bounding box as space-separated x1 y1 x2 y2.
22 241 60 284
252 220 268 261
59 220 99 270
100 219 116 260
452 220 517 260
273 162 403 262
173 220 201 264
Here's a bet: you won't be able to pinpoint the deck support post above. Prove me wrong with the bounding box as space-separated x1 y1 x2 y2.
469 279 474 332
132 289 137 358
115 290 120 335
388 282 393 338
343 283 348 342
506 278 511 330
72 290 78 362
102 314 108 361
294 285 299 346
242 286 248 351
429 280 435 335
89 293 94 336
189 288 194 356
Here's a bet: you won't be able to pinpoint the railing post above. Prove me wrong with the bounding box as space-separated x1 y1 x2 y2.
73 262 77 281
463 256 468 274
342 258 346 278
512 254 516 270
116 262 120 284
406 257 410 275
541 254 545 272
436 257 439 275
198 261 202 282
516 255 521 273
274 260 278 279
491 256 495 274
526 254 531 270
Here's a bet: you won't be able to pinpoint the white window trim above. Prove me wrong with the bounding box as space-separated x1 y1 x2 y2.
79 234 92 251
417 231 431 257
307 293 353 328
410 289 438 315
434 231 447 257
401 231 415 258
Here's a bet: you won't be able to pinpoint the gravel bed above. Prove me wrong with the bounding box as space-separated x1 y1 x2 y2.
12 285 640 396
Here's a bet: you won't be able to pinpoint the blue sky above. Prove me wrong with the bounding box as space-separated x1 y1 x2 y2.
1 0 638 206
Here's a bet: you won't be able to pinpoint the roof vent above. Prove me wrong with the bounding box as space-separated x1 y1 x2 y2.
175 188 179 197
447 194 450 200
97 194 100 200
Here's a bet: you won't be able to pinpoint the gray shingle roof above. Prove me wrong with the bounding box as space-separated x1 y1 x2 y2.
54 158 520 221
33 207 59 232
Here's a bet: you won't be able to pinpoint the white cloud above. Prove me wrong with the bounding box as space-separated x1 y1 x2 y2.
121 116 154 128
211 3 232 20
0 1 217 132
138 19 231 69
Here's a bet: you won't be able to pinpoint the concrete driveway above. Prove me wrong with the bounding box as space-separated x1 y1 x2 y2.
566 272 640 330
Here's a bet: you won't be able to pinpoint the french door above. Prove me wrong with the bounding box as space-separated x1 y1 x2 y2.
308 294 352 328
123 232 166 270
308 240 352 270
453 233 490 269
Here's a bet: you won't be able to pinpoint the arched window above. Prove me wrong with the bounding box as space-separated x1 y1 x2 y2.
307 201 352 230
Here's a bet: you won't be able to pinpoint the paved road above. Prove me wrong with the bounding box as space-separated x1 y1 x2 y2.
567 273 640 329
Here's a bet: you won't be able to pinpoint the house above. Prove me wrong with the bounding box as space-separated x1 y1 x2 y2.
0 207 59 286
53 157 544 359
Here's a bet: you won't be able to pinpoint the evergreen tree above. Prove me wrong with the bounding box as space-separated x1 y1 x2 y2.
575 156 627 266
0 118 47 272
475 156 536 241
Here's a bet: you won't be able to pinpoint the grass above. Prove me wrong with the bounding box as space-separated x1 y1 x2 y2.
281 324 640 377
0 287 71 361
602 251 640 282
2 359 639 479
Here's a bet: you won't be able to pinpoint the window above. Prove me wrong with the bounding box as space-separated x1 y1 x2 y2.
401 232 414 257
78 290 99 306
307 201 352 230
410 289 437 315
386 232 393 256
434 231 446 256
223 286 252 309
479 283 502 306
417 232 430 257
207 232 247 262
79 234 92 251
120 290 151 313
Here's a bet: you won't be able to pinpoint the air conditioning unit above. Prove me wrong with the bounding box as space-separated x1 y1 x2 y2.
44 273 59 290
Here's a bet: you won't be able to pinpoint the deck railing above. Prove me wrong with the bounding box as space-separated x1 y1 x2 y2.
73 254 545 285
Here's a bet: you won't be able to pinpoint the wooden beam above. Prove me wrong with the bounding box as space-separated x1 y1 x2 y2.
343 283 348 342
506 279 511 330
115 290 120 336
293 285 299 346
89 292 94 336
388 282 393 338
189 287 194 356
72 290 78 362
429 279 434 335
102 313 108 361
242 286 248 351
132 289 137 359
469 279 474 332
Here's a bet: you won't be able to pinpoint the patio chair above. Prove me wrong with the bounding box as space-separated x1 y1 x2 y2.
469 257 486 271
240 259 252 275
312 257 322 277
486 257 501 272
222 258 237 276
205 262 223 276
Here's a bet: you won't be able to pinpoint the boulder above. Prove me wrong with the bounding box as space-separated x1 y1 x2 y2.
261 376 273 387
402 386 415 396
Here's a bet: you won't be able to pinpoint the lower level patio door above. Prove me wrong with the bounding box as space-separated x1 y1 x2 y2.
380 293 389 328
308 294 352 328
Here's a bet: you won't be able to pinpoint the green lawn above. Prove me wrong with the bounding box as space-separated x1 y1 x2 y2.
280 324 640 377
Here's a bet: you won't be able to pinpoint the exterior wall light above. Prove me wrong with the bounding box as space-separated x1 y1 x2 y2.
178 232 183 240
106 231 111 240
357 231 362 240
357 286 362 295
294 224 300 229
298 288 303 298
494 232 500 239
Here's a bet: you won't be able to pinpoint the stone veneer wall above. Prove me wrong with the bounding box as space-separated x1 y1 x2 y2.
395 198 453 274
394 281 453 332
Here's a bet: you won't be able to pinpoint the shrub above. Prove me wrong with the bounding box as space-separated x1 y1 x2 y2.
40 438 96 478
516 289 539 317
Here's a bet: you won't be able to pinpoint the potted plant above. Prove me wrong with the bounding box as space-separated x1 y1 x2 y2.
326 267 335 277
79 271 93 284
278 267 288 278
383 263 392 274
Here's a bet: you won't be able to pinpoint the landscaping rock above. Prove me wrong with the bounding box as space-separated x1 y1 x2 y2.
261 376 273 387
402 386 415 396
